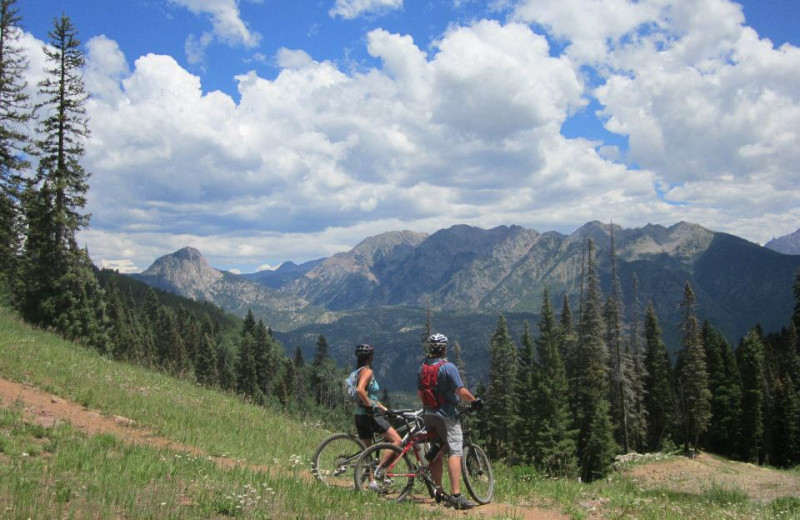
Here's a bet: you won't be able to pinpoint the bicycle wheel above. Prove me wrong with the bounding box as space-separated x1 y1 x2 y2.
312 433 366 488
354 442 415 501
462 443 494 504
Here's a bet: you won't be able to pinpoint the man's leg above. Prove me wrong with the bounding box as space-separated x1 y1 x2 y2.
430 453 443 488
447 454 461 495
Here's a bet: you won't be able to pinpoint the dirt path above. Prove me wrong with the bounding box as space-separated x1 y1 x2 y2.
624 452 800 502
0 377 566 520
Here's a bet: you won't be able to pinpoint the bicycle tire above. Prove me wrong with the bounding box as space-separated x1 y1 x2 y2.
312 433 366 488
462 443 494 504
354 442 415 501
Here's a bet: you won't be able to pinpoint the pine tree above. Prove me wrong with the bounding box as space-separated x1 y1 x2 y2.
701 321 741 458
216 336 237 392
486 314 518 460
254 320 273 398
237 334 263 403
770 377 799 467
575 239 616 480
626 275 648 452
559 295 579 424
195 315 219 387
0 0 31 293
643 302 674 451
242 309 256 338
34 14 90 265
581 399 617 481
19 15 108 348
512 320 537 463
532 289 578 476
313 338 340 410
737 327 766 463
677 283 711 453
606 224 632 453
155 307 188 376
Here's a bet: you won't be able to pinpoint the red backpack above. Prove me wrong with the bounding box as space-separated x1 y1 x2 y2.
419 360 447 408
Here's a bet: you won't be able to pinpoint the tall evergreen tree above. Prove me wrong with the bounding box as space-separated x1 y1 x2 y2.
575 239 616 480
643 302 674 451
34 14 90 264
195 315 219 387
156 307 188 376
19 15 107 347
605 224 633 453
677 283 711 453
770 377 799 467
486 314 518 460
532 289 578 476
237 334 263 403
559 295 579 424
311 334 339 409
701 321 741 458
253 320 273 398
242 309 256 338
512 320 537 463
737 327 766 463
0 0 31 293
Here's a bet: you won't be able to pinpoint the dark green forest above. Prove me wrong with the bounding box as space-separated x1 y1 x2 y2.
1 0 799 486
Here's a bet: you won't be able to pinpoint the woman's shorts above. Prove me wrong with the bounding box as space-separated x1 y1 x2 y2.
355 412 391 439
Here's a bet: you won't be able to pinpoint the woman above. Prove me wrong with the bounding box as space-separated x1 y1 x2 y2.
350 343 402 491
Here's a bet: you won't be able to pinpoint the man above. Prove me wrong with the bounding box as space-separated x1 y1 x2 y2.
417 333 482 510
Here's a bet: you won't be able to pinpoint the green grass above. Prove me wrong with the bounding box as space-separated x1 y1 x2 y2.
0 305 798 519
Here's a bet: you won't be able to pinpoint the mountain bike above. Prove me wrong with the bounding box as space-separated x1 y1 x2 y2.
311 408 426 488
352 405 494 506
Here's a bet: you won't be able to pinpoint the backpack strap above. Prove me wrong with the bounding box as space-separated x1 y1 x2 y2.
432 359 447 407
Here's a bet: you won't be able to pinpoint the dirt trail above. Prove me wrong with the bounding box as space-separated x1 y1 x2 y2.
0 377 567 520
625 451 800 502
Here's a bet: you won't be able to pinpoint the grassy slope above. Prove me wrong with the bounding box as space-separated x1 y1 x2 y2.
1 306 798 519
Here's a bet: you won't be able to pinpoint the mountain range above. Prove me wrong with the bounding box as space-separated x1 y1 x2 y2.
130 221 800 391
766 228 800 255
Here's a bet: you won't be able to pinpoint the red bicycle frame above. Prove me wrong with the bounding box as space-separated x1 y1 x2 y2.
381 428 440 478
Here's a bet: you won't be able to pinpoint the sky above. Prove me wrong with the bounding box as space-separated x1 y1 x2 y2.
16 0 800 274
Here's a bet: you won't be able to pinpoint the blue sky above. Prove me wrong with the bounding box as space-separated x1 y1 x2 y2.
16 0 800 273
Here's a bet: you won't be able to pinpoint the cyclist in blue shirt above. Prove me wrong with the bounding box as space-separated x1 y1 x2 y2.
418 333 481 510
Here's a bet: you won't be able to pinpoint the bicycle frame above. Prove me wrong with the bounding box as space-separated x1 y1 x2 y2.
380 428 439 479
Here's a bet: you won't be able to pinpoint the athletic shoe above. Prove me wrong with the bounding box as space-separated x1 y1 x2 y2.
449 494 476 510
368 480 385 493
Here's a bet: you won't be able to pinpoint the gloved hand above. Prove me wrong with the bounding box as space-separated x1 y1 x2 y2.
383 409 398 419
470 398 484 410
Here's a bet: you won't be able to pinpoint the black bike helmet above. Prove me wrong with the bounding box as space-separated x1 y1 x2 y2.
355 343 375 358
427 333 448 356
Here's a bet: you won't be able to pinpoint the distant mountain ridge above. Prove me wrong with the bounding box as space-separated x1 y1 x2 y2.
129 222 800 381
765 228 800 255
131 247 312 328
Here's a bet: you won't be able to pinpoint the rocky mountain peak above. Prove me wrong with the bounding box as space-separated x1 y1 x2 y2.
765 228 800 255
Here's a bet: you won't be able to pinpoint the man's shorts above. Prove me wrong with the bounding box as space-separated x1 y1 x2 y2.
355 411 391 440
424 413 463 457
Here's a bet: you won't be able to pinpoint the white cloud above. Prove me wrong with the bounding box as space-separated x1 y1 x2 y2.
170 0 261 47
512 0 800 241
169 0 261 64
25 1 798 271
330 0 404 20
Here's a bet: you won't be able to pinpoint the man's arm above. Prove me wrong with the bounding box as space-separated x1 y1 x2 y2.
456 386 477 403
